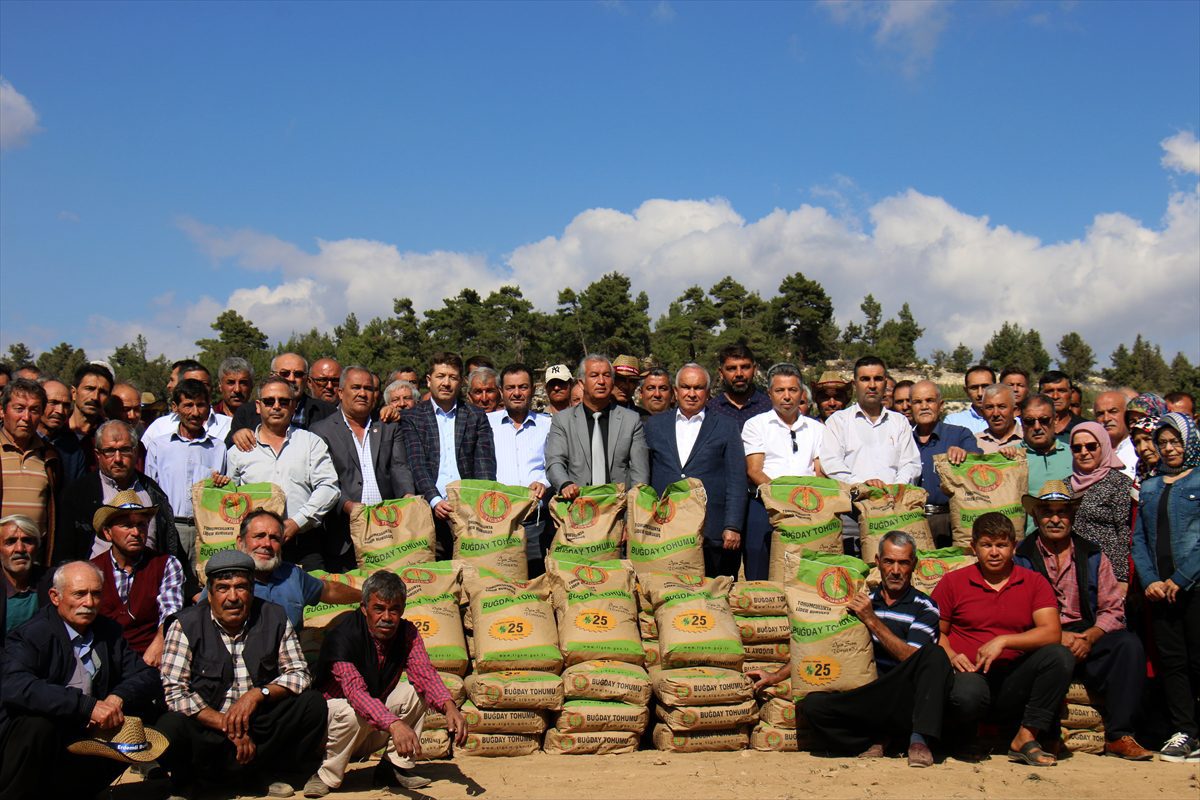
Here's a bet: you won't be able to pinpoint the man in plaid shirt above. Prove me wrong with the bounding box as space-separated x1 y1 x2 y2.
156 549 327 800
304 570 468 797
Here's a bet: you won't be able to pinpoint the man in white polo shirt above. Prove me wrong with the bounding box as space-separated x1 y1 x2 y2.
741 363 826 580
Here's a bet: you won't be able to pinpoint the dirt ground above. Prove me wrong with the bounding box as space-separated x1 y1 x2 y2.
112 748 1198 800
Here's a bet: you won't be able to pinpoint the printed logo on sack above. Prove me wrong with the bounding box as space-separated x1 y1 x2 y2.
816 567 854 604
915 559 948 581
732 595 752 611
738 622 754 639
488 616 531 641
572 564 608 585
680 709 699 727
765 730 784 749
371 504 402 527
966 464 1001 492
568 498 599 528
464 708 482 727
672 612 715 633
677 574 703 587
464 736 481 751
575 610 615 632
653 498 676 525
477 491 512 522
788 486 824 514
672 734 688 748
408 614 439 637
399 567 436 584
218 493 252 523
644 647 660 666
565 712 584 729
558 734 577 751
570 674 591 692
797 656 841 687
484 686 502 703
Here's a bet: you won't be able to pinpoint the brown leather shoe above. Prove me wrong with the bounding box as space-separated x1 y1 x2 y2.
857 743 885 758
907 742 934 768
1105 735 1154 761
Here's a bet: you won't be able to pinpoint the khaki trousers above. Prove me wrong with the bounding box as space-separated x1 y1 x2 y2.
318 679 427 787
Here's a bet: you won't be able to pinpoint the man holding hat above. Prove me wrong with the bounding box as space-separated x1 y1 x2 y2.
157 549 326 799
89 489 185 666
0 560 163 799
1014 480 1154 760
543 364 574 415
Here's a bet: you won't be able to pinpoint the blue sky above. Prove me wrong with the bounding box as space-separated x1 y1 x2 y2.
2 0 1198 364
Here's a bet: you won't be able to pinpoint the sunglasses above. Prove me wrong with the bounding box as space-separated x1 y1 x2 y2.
1021 416 1053 428
789 430 798 453
310 377 340 386
97 446 135 457
274 369 307 379
259 397 293 407
1070 442 1100 454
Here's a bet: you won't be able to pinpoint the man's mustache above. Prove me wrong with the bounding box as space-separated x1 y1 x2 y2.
222 600 245 610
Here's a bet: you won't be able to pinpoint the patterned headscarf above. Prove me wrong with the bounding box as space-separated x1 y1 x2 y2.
1126 392 1169 421
1129 414 1162 479
1155 412 1200 475
1069 421 1126 494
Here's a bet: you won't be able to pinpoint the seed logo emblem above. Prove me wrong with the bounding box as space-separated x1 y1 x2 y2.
788 486 824 514
477 492 512 523
797 656 841 687
399 567 435 584
765 730 784 748
488 616 531 641
558 734 577 750
371 505 402 527
966 464 1000 492
915 559 947 581
564 712 584 729
732 595 752 611
816 567 854 604
484 686 502 703
679 709 699 727
572 565 608 585
218 493 252 523
653 498 676 525
570 675 591 692
567 498 599 528
463 708 482 727
678 574 703 587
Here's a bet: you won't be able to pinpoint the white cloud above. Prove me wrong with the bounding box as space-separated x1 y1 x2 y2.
651 1 676 22
821 0 952 76
1161 131 1200 175
0 77 41 151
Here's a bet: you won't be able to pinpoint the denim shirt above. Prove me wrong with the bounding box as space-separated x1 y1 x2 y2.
1132 469 1200 592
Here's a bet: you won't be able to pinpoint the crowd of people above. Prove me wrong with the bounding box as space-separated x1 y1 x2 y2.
0 344 1196 798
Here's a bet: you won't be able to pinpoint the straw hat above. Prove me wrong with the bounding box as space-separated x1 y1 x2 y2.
91 489 158 532
815 371 849 388
66 717 168 764
612 355 641 377
1020 479 1083 516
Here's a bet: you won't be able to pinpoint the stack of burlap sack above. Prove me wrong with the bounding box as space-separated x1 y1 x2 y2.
1059 682 1106 754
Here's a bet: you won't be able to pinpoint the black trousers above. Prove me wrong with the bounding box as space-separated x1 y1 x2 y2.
742 496 770 581
801 644 953 753
1077 630 1145 739
156 689 327 790
434 516 454 561
948 644 1074 734
283 529 327 572
704 541 741 578
1149 589 1200 737
0 715 127 800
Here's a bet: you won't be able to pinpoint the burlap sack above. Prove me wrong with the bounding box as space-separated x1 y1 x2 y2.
651 666 754 707
556 700 649 733
348 497 436 572
459 732 540 757
544 728 640 755
638 610 658 640
751 671 793 702
750 722 813 752
643 640 660 668
742 642 790 663
656 699 758 732
785 553 876 699
448 480 538 581
759 477 852 582
734 615 790 644
548 483 627 562
416 728 451 760
545 557 643 666
624 480 706 577
191 480 286 583
460 701 548 734
728 581 788 616
642 574 744 670
562 660 652 704
1060 727 1105 754
465 572 562 673
1061 702 1105 730
1065 681 1103 706
852 483 935 563
758 696 800 729
934 452 1029 546
863 546 978 594
298 572 365 662
651 725 749 752
465 671 564 710
398 561 469 676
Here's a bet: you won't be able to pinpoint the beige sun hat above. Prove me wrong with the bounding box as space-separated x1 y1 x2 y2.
91 488 158 532
1020 479 1083 516
66 717 168 764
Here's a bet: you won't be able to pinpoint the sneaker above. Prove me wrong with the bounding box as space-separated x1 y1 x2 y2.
267 781 296 798
374 760 432 790
1158 732 1200 762
302 774 332 798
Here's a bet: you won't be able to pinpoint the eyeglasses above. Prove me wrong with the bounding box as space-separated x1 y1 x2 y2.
1158 438 1184 451
310 377 340 386
274 370 306 379
259 397 293 407
1021 416 1053 428
789 430 798 453
97 446 135 457
1070 442 1100 454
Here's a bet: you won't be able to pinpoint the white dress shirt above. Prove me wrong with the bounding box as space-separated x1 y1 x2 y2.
341 412 382 506
487 409 550 488
143 409 231 445
144 426 228 518
675 409 705 466
1115 436 1137 481
225 427 339 532
742 411 826 480
819 404 922 485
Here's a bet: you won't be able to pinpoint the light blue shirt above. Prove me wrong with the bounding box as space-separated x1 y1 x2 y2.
144 427 228 518
65 621 98 678
943 406 987 434
433 403 461 507
487 409 550 488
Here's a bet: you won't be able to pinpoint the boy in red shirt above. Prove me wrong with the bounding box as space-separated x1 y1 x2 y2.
931 512 1073 766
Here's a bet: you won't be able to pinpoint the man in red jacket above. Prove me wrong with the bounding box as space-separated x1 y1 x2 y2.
89 490 184 667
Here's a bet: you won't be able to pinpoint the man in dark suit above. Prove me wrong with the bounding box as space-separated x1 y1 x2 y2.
312 366 415 570
644 363 747 577
544 355 649 499
401 352 496 558
226 352 337 449
0 561 163 799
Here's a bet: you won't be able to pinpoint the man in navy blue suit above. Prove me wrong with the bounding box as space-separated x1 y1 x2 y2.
644 364 747 577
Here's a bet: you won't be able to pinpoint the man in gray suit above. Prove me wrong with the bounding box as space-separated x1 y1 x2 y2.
545 355 650 498
311 365 414 570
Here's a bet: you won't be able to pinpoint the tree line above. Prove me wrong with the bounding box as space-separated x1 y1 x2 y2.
5 271 1198 397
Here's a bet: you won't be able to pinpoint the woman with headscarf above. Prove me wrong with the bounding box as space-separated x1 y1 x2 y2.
1131 412 1200 761
1125 392 1170 425
1069 421 1135 585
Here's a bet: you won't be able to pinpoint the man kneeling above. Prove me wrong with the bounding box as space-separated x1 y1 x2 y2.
750 532 952 767
304 570 468 797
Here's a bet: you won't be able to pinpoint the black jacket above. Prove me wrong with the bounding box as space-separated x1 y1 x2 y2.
0 565 51 647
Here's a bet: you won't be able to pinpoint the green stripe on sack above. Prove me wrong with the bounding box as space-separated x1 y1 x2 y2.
479 594 542 613
563 640 643 655
405 591 456 608
662 639 744 655
658 591 722 609
790 552 870 586
862 510 927 535
790 615 864 643
959 504 1023 526
424 645 468 661
776 518 842 542
360 538 431 568
917 546 970 560
457 535 520 555
477 646 563 664
552 540 620 559
944 452 1019 475
628 536 697 561
576 665 645 678
198 480 277 511
565 589 634 605
762 476 845 500
198 541 237 561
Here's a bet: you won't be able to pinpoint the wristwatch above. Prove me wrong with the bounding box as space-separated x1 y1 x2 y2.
260 686 270 699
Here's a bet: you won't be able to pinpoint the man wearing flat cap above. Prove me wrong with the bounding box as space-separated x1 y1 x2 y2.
0 560 162 799
1013 480 1153 761
157 549 326 800
89 489 185 666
